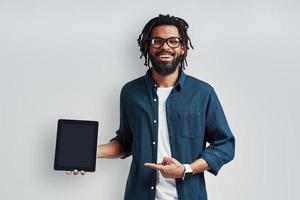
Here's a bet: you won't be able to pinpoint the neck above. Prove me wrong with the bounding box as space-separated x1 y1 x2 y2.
151 66 180 88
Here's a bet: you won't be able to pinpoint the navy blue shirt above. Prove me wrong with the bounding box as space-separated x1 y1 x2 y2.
111 68 235 200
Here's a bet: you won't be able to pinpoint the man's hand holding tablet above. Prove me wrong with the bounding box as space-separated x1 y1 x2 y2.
54 119 98 175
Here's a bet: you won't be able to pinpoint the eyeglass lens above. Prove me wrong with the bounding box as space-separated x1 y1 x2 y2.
150 37 181 48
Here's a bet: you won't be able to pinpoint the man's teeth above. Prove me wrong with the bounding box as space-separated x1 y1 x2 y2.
159 54 172 58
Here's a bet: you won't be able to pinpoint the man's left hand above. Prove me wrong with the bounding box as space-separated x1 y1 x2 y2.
144 157 185 179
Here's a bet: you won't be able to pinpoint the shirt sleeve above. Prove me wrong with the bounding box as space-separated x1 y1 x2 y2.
110 86 133 159
200 87 235 175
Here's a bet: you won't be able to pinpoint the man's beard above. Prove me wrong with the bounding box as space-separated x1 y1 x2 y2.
149 51 182 76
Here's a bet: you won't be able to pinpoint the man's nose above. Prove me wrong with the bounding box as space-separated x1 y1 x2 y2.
161 41 171 50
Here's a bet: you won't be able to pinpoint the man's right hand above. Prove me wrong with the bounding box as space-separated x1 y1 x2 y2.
66 169 86 176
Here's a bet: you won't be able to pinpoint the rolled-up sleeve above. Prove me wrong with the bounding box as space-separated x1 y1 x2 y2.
200 88 235 175
110 86 133 159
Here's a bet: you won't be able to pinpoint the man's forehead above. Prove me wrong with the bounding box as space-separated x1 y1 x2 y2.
150 25 180 37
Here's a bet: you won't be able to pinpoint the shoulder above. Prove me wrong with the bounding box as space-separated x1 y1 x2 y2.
120 76 145 96
184 74 214 94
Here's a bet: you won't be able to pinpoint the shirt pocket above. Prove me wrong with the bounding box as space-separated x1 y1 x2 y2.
176 111 204 139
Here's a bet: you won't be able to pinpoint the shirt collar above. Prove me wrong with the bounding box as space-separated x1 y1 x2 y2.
144 67 186 91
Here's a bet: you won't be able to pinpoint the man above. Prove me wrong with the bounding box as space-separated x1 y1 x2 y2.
68 14 235 200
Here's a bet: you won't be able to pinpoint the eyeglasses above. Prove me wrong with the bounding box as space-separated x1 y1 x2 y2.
149 37 182 49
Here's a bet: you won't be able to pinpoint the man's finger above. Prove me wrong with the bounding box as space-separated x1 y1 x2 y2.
162 160 171 165
170 157 181 164
73 169 79 175
66 171 72 175
80 170 86 175
163 157 173 163
144 163 164 170
163 156 180 165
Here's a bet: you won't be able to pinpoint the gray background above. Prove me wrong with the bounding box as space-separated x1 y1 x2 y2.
0 0 299 199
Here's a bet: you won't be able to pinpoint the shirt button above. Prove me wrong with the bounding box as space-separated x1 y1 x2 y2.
153 98 157 102
154 84 157 87
151 186 155 190
152 141 156 145
154 120 157 123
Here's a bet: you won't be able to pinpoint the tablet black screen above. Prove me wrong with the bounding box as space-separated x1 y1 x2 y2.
54 119 98 172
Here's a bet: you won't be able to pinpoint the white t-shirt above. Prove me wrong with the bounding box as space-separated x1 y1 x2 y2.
155 86 178 200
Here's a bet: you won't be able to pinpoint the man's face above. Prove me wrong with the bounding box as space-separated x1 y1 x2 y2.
148 25 185 76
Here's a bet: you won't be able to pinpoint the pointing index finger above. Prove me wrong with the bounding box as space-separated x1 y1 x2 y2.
144 163 164 170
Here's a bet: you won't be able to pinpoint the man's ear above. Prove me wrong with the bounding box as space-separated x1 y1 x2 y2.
180 45 185 55
180 48 185 56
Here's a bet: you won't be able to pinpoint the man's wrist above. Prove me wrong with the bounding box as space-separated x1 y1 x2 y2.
182 164 193 180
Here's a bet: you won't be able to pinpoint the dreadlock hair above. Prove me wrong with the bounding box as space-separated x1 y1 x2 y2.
137 14 194 70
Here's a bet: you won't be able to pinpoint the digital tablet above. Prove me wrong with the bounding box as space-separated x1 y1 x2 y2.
54 119 98 172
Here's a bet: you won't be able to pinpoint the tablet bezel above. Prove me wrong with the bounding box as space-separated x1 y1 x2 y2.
54 119 98 172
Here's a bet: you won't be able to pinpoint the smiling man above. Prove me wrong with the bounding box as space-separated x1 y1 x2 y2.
147 27 184 76
68 14 235 200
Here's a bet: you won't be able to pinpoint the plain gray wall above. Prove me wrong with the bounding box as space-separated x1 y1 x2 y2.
1 0 299 199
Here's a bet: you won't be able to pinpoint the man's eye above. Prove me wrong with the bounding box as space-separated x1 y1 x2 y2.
153 39 163 44
169 39 179 44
